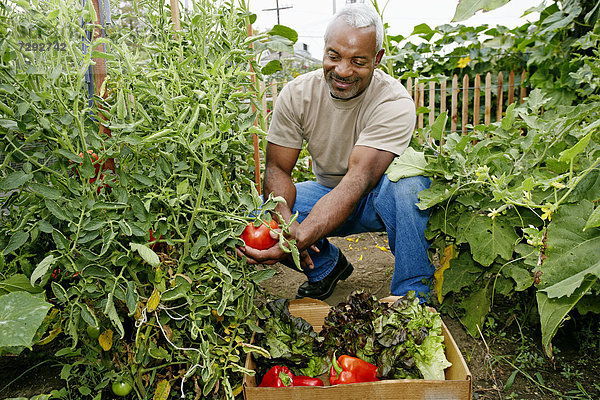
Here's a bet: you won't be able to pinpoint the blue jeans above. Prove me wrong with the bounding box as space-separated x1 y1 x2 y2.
290 175 433 298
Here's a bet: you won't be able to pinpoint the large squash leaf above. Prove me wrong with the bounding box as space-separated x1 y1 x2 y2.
386 148 428 181
537 275 596 358
0 291 52 350
536 200 600 357
540 200 600 288
441 251 483 297
456 213 519 266
459 286 491 337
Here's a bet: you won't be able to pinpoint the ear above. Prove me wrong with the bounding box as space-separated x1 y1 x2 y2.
374 49 384 67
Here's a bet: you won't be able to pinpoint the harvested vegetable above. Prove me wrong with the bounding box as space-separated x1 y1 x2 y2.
255 291 451 383
254 299 329 378
258 366 294 387
329 354 379 385
319 291 451 380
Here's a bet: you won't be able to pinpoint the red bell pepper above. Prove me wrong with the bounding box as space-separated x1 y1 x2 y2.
329 354 379 385
292 375 324 386
258 366 293 387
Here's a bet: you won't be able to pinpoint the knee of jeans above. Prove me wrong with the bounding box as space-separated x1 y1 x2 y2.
378 175 430 206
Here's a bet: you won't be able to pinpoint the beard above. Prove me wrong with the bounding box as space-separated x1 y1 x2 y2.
325 71 361 99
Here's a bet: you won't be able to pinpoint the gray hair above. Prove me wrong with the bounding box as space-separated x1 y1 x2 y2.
325 3 384 52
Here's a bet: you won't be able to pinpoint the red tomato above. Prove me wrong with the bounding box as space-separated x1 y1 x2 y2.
78 149 102 177
240 219 279 250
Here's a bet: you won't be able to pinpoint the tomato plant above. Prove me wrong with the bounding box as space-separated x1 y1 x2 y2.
0 0 296 398
241 219 279 250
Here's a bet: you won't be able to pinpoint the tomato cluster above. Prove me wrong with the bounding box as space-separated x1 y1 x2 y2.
240 219 279 250
71 149 114 193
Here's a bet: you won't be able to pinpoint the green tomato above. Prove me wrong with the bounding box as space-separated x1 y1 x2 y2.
112 380 133 397
86 325 101 339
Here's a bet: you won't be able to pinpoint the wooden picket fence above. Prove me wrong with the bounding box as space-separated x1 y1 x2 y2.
405 70 528 134
261 69 528 136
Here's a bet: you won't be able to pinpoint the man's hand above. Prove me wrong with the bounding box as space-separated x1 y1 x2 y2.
236 224 319 269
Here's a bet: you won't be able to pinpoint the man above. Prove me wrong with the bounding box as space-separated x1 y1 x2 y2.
238 3 433 301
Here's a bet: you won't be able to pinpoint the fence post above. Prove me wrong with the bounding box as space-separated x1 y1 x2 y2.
451 74 458 133
440 79 447 116
485 72 492 126
497 71 504 121
462 74 469 134
473 74 481 126
429 81 435 127
418 82 425 129
508 70 515 105
520 70 527 104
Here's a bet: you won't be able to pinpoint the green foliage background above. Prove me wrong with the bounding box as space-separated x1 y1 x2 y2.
377 0 600 357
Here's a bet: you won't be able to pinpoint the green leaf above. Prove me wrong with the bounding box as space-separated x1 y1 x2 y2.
2 231 29 255
385 148 428 181
52 229 69 251
416 183 454 210
91 202 128 211
0 291 52 349
125 281 139 316
130 242 160 268
91 50 115 60
28 182 60 200
452 0 510 22
162 276 192 301
456 213 519 266
442 252 483 296
248 268 276 284
0 171 33 190
45 199 69 221
500 103 516 130
31 255 56 286
104 294 125 338
0 274 44 294
260 59 282 75
459 286 490 337
584 205 600 230
177 179 190 197
537 276 596 358
47 8 59 19
525 88 550 112
542 260 600 299
540 200 600 289
411 23 434 37
502 264 534 291
559 130 593 163
268 25 298 43
429 111 448 141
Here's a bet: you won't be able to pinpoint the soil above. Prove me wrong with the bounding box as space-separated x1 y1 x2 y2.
1 233 598 399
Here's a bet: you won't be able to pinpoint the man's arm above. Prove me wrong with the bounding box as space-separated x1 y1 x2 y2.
239 143 395 267
262 142 300 223
293 145 395 250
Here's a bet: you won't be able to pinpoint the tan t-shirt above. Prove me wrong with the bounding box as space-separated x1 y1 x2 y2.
267 68 415 188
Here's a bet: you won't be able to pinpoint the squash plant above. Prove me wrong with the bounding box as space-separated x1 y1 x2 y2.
405 85 600 357
0 0 295 398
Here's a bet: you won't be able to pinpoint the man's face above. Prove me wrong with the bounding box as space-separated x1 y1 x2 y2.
323 19 384 100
